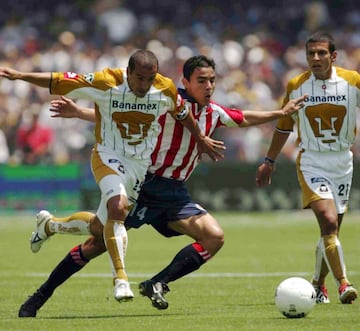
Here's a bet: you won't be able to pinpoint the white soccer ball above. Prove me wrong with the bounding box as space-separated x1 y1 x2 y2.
275 277 316 318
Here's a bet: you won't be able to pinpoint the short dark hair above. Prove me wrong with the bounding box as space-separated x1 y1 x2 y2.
128 49 159 72
183 55 215 80
306 31 336 53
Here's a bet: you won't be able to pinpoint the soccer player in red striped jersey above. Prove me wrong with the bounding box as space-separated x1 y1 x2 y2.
0 49 222 315
17 55 306 316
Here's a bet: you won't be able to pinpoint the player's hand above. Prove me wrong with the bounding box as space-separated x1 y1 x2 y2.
0 67 21 80
255 161 275 187
197 136 226 162
282 94 308 116
50 96 80 118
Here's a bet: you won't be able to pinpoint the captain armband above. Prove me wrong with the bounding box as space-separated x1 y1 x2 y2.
176 104 190 120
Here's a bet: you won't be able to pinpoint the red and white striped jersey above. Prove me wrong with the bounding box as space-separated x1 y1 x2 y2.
149 89 244 181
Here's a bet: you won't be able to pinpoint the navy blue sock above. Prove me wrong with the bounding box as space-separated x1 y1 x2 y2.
38 245 89 298
151 243 208 284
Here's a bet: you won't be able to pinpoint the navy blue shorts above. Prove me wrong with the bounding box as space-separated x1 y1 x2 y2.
125 172 207 237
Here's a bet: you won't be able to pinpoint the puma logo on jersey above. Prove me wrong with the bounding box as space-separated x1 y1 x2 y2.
112 111 155 145
305 104 346 142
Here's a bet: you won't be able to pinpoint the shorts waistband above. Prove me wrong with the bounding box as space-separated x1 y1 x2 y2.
145 172 185 185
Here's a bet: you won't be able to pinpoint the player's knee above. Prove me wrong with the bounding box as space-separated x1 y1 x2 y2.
107 195 128 221
316 210 338 234
202 226 224 253
198 215 225 249
212 229 225 249
208 217 225 244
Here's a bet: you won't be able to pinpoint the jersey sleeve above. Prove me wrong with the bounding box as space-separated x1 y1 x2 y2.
212 102 244 127
50 68 124 100
337 68 360 107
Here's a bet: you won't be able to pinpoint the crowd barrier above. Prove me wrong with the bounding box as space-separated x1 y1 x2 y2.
0 163 81 212
2 162 360 212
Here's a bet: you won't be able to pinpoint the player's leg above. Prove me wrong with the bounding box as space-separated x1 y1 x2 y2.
312 212 344 303
312 237 330 303
97 169 136 302
30 210 96 253
311 199 357 304
92 150 144 303
153 212 224 282
297 153 357 304
18 235 106 317
139 212 224 309
131 174 224 309
103 193 133 302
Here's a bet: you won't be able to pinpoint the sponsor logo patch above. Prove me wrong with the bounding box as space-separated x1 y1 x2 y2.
64 72 78 79
311 177 330 184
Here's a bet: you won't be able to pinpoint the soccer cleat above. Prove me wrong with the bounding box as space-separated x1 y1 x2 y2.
30 210 52 253
339 283 358 304
313 284 330 304
18 290 48 318
139 280 170 310
114 279 134 302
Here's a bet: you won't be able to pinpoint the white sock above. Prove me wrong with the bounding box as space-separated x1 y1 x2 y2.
104 221 128 281
49 220 91 235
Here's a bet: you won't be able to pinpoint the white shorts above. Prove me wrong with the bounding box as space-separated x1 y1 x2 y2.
91 149 148 225
296 150 353 214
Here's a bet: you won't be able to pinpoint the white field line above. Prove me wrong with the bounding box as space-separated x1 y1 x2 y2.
15 270 360 280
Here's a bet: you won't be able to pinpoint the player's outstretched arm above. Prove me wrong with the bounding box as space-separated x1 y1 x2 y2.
0 67 51 88
50 96 96 122
240 94 306 127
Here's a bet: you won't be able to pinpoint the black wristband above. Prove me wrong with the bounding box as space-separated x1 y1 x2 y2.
264 156 275 164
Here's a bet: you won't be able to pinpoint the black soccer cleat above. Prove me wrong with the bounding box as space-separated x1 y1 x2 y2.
139 280 170 310
18 290 48 317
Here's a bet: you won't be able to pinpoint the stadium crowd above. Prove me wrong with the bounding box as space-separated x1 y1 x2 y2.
0 0 359 164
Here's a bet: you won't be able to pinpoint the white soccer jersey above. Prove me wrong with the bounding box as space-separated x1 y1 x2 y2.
149 90 244 181
277 66 360 152
50 68 181 161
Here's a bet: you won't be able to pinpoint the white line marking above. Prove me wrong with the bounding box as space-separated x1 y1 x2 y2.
13 270 360 279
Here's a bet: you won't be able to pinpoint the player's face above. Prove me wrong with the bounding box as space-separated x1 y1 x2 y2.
182 66 215 108
127 64 157 98
306 41 336 80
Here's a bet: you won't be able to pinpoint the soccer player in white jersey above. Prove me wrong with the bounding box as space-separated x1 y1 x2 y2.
0 49 224 308
17 55 306 316
256 31 360 304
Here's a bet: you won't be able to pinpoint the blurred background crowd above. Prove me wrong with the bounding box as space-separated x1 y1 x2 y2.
0 0 359 165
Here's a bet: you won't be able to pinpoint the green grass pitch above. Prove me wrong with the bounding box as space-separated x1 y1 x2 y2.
1 210 359 331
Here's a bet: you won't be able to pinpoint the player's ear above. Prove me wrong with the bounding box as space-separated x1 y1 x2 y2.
182 77 189 89
331 51 337 63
